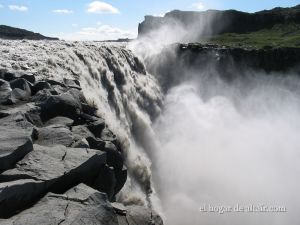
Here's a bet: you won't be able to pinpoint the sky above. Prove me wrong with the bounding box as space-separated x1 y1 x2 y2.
0 0 299 40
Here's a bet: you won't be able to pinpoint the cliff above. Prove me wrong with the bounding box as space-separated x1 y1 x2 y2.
0 25 58 40
138 4 300 46
145 43 300 92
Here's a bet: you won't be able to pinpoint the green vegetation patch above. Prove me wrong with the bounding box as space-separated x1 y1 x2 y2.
206 23 300 49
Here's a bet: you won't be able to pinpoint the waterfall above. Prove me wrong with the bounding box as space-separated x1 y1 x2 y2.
3 39 300 225
0 39 163 208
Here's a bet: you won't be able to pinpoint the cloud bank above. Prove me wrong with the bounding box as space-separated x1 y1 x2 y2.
87 1 119 14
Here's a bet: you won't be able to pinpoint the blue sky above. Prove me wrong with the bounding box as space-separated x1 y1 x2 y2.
0 0 299 40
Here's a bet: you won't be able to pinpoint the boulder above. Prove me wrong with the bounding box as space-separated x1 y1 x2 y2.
2 144 107 194
36 125 75 147
0 103 42 126
0 179 48 218
87 118 106 137
0 184 119 224
72 125 95 140
0 113 34 172
20 74 35 84
31 81 52 95
92 165 116 201
87 137 124 170
4 88 31 105
9 78 32 95
40 92 82 122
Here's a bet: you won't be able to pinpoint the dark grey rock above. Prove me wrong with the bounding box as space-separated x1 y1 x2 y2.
93 165 116 201
114 166 127 194
87 118 106 137
44 116 74 127
4 88 31 105
2 145 106 189
0 184 119 224
72 125 95 141
40 92 82 122
87 137 123 170
32 81 52 95
10 78 32 95
0 179 48 218
0 113 34 172
0 70 17 81
36 125 75 147
20 74 35 84
0 103 42 126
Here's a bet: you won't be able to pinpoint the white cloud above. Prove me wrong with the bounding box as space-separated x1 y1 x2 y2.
57 24 135 41
0 4 3 9
87 1 119 14
53 9 73 14
192 2 206 10
8 5 28 12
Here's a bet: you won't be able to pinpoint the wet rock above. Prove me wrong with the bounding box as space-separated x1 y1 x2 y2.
92 165 116 200
114 166 127 194
63 78 81 90
31 81 52 95
0 113 34 172
40 92 82 122
10 78 32 95
87 118 106 137
87 137 123 170
20 74 35 84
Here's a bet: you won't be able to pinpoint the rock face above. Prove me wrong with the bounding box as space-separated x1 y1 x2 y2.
0 25 58 40
0 69 162 224
146 43 300 92
138 4 300 39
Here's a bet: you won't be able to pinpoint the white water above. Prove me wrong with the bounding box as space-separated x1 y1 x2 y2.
152 75 300 225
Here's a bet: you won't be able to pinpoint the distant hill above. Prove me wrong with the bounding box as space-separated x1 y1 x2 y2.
138 4 300 48
0 25 58 40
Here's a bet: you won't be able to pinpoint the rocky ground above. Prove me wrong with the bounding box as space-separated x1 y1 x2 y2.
0 69 163 225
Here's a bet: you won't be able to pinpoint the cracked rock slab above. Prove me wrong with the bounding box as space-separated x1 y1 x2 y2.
0 113 34 172
0 184 119 225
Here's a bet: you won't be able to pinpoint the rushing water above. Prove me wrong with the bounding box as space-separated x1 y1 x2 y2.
2 40 300 225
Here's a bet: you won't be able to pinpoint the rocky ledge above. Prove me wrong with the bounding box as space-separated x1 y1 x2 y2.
0 69 162 224
146 43 300 91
